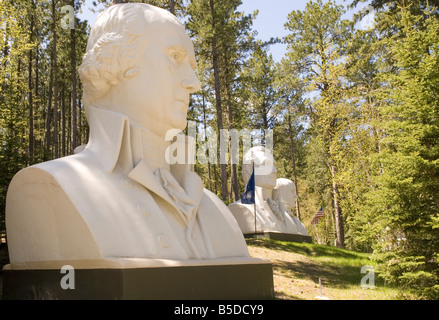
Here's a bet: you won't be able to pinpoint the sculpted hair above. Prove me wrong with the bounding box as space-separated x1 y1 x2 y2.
79 4 176 111
242 146 272 184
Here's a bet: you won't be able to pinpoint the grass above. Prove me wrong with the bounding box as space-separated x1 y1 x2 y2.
246 238 416 300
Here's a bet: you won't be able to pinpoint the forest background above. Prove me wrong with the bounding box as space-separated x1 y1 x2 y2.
1 0 438 299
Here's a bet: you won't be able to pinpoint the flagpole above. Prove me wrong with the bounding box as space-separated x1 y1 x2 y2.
254 199 257 235
253 161 257 236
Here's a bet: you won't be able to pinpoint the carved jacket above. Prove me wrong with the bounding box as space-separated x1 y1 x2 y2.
6 106 249 264
228 187 306 235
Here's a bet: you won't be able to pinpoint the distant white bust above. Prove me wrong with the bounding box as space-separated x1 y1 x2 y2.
273 178 297 214
228 146 300 234
272 178 308 236
5 3 250 266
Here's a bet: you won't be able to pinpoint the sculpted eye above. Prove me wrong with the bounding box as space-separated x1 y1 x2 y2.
168 50 185 64
165 44 189 68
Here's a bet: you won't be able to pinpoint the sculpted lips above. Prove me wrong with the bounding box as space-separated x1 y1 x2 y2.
175 98 189 107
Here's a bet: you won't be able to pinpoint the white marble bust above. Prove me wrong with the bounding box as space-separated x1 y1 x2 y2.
228 146 299 234
272 178 308 236
5 3 250 267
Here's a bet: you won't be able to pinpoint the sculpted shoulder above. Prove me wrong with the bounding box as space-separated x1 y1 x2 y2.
9 150 103 191
6 151 102 264
228 200 254 213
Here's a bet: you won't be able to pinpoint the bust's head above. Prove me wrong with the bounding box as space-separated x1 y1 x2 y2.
78 3 200 137
273 178 297 212
242 146 277 190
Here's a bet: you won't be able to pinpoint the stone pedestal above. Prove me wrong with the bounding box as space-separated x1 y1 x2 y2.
2 258 273 300
244 232 312 243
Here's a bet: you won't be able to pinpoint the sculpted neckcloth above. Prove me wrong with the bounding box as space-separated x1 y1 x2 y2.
154 167 198 226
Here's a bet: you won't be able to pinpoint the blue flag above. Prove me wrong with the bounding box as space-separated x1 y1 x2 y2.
241 165 255 204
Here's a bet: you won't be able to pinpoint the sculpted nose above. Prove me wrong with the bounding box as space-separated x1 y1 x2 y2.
182 69 201 93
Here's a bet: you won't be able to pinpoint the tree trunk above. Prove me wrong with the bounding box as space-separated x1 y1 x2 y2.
35 47 40 151
45 52 53 155
209 0 228 201
35 47 39 100
78 81 83 144
331 163 344 248
61 87 66 156
169 0 175 15
28 10 34 163
262 101 269 130
202 93 212 191
214 164 219 195
224 60 240 202
287 112 301 220
70 7 78 153
52 0 59 159
1 22 9 106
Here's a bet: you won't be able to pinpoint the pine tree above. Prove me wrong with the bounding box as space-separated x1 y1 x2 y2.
0 0 90 245
273 56 308 221
369 5 439 299
0 0 35 236
187 0 256 201
283 0 354 248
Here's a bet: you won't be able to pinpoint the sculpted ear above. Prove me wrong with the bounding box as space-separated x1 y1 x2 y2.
78 62 111 106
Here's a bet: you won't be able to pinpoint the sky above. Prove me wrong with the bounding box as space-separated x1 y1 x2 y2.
78 0 366 62
237 0 363 62
238 0 308 62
